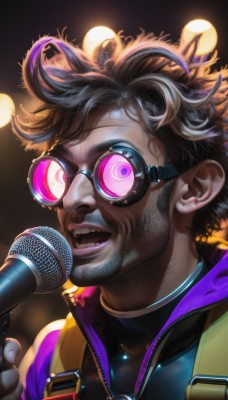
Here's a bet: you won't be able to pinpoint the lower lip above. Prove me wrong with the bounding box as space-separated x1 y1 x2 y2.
71 240 110 257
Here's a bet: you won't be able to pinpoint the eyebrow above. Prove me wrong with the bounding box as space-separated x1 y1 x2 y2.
61 138 140 164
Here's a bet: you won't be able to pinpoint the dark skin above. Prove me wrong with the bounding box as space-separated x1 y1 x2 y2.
0 108 225 399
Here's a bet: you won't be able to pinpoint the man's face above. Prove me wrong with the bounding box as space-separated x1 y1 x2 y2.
57 108 172 286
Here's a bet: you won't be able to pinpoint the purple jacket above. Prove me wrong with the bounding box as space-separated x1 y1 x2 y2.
21 250 228 399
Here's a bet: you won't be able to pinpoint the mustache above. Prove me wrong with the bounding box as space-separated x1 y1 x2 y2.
65 211 112 230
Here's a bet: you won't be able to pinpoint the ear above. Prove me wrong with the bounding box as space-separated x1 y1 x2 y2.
175 160 225 214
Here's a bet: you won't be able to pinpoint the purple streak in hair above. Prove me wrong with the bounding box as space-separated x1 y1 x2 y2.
152 47 190 75
29 37 55 74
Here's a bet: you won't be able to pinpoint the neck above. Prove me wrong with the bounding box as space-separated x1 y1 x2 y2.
100 260 203 318
102 259 207 362
100 232 198 311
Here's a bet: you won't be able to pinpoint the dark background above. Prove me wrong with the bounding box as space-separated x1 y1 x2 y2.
0 0 227 361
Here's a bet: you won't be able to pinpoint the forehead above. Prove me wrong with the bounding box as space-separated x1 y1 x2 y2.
61 108 164 163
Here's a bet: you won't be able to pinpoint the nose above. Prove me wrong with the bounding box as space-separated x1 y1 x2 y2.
62 171 97 212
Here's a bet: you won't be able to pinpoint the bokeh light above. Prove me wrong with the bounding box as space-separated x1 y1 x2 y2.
181 19 218 55
0 93 15 128
82 25 116 57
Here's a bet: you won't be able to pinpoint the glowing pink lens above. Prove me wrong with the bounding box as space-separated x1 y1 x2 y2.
31 159 67 204
97 154 134 198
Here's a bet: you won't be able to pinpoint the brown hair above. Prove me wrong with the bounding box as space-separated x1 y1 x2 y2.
12 30 228 239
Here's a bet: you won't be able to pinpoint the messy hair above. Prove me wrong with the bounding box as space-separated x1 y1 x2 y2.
12 30 227 239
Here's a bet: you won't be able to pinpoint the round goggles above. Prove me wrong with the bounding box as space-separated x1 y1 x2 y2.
27 145 189 207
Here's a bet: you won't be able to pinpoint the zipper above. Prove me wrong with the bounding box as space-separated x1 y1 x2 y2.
64 288 220 400
64 290 114 399
135 305 213 399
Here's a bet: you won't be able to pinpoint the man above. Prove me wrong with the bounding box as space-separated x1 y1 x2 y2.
0 30 227 399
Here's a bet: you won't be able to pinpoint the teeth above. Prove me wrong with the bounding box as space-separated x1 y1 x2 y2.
75 242 101 249
72 228 104 236
71 227 110 249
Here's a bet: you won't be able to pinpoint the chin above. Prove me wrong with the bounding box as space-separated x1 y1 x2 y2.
70 261 121 287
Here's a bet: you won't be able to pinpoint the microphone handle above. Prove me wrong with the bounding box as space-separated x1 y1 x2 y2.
0 257 37 315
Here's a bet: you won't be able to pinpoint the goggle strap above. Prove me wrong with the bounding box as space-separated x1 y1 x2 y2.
147 161 190 182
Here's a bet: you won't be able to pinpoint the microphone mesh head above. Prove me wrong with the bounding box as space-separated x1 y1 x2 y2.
8 226 73 293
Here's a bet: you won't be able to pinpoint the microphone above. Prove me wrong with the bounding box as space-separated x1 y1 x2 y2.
0 226 73 315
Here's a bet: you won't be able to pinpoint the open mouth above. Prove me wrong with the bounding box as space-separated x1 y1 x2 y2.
72 228 111 249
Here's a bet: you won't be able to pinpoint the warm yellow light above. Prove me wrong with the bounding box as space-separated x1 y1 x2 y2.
0 93 15 128
82 26 116 57
181 19 218 55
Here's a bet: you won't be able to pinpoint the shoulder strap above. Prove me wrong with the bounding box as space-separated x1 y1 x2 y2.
43 313 87 399
185 300 228 400
50 312 87 373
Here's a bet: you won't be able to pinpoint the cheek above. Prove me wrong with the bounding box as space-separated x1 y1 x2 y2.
57 208 66 228
100 204 139 243
113 209 139 238
140 208 170 235
107 189 160 236
137 189 171 234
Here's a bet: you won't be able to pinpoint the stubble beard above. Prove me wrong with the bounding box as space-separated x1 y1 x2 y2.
70 183 173 287
137 182 173 263
70 248 125 286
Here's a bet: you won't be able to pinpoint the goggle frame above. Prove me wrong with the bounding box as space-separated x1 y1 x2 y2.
27 145 190 208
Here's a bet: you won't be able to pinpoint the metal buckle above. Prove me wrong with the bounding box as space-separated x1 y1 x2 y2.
187 374 228 400
43 394 79 399
190 374 228 386
45 369 85 397
148 166 161 183
111 395 136 400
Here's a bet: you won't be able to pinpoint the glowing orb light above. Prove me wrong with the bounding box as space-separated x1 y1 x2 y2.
82 26 116 57
0 93 15 128
181 19 218 55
